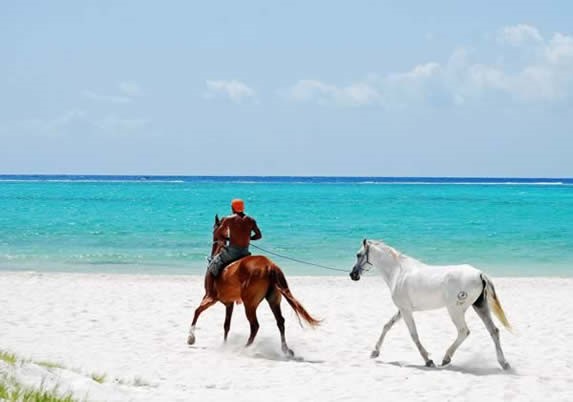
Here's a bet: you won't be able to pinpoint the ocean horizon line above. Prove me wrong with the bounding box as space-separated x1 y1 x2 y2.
1 174 572 185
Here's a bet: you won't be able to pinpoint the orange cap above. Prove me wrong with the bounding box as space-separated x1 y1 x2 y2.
231 198 245 213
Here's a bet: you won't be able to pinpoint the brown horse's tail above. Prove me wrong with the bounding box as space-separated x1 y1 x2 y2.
269 265 320 328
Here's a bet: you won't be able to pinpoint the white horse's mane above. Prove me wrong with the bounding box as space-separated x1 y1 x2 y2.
368 239 426 266
368 240 402 259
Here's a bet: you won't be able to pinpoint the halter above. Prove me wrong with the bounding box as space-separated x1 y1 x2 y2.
360 242 403 273
361 243 374 272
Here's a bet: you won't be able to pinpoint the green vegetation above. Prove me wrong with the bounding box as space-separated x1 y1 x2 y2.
0 348 149 400
90 373 106 384
36 361 67 370
0 375 76 402
0 351 18 365
0 350 77 401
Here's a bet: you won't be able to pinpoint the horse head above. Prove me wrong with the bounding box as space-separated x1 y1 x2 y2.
350 239 401 281
211 214 225 257
350 239 372 281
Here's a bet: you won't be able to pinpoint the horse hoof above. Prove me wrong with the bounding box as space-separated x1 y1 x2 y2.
370 350 380 359
425 360 435 368
187 334 196 345
501 362 511 370
282 345 295 357
441 357 451 366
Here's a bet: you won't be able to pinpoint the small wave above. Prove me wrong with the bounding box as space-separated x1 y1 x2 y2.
0 179 186 184
355 181 568 186
0 175 571 186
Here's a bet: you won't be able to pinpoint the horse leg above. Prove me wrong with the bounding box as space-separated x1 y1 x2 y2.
266 291 294 357
441 307 470 366
187 295 217 345
244 303 260 346
473 297 510 370
223 303 234 342
371 310 401 358
401 310 434 367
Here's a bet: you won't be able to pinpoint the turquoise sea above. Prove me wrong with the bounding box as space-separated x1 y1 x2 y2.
0 176 572 276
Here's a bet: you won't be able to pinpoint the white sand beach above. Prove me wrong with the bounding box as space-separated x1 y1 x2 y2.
1 272 572 401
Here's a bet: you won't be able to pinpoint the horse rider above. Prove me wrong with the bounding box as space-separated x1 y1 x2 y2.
205 199 262 294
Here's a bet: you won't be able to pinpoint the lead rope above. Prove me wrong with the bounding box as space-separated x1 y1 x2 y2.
249 243 348 273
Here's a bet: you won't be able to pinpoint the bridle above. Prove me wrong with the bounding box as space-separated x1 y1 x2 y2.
360 243 374 272
360 242 403 272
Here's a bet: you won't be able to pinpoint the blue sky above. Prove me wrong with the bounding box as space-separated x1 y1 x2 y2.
1 1 572 177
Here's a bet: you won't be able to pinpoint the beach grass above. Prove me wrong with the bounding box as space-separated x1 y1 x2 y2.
0 350 77 401
90 373 106 384
0 374 76 402
36 361 67 370
0 351 18 365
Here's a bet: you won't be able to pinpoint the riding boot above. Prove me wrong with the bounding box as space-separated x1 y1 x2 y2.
204 272 217 296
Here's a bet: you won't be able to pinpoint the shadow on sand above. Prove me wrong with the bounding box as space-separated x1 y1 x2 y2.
219 336 326 364
381 361 516 376
251 352 325 364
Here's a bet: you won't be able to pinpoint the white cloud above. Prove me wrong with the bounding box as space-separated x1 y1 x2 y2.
287 80 379 106
119 81 144 97
498 24 543 46
83 90 132 104
286 64 440 107
83 81 144 104
545 33 573 65
95 115 148 133
286 25 573 106
388 62 440 82
0 110 148 138
468 29 573 101
48 110 88 127
383 63 442 106
288 80 336 102
4 82 150 137
205 80 256 103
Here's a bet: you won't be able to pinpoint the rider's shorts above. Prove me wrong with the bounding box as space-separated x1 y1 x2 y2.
207 245 251 277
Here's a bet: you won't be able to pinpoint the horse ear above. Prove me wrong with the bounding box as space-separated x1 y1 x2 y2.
215 214 220 224
362 238 367 246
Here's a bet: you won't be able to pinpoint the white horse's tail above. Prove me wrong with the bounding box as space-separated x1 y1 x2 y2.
481 273 512 332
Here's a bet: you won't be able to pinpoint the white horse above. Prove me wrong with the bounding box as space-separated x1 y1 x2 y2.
349 239 512 369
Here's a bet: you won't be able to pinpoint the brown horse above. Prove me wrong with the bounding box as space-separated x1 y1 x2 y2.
187 215 319 356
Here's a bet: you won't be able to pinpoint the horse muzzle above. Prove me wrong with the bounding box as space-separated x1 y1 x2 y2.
349 271 361 281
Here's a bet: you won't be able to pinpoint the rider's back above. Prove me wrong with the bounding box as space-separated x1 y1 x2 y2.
224 214 258 248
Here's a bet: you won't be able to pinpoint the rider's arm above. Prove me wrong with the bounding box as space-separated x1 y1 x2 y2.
250 219 262 241
214 218 230 242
